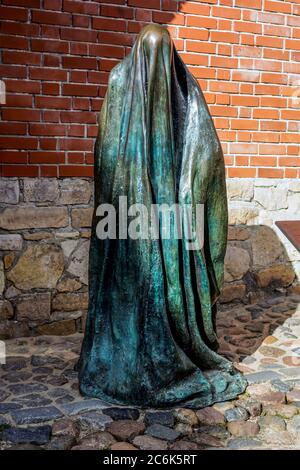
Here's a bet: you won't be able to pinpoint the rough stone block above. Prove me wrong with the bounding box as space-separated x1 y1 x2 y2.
16 293 51 322
36 319 76 336
0 206 68 230
52 292 88 311
251 226 284 267
0 300 13 320
224 245 250 282
60 179 92 205
227 179 254 202
106 420 145 441
0 260 5 296
71 207 93 228
254 183 288 211
228 226 249 241
220 283 246 303
133 435 168 450
227 421 259 437
23 178 59 203
11 406 63 425
3 426 51 445
0 234 23 251
255 264 295 288
7 244 64 290
67 240 89 285
0 178 19 204
228 202 259 225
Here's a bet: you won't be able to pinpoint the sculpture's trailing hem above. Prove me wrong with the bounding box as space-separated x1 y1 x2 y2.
79 370 248 410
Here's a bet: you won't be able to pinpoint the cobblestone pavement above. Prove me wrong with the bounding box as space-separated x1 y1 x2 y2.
1 293 300 450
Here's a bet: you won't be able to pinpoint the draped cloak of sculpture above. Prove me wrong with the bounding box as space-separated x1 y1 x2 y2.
78 25 247 408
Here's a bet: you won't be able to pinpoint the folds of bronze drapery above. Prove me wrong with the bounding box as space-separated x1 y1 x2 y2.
78 25 247 408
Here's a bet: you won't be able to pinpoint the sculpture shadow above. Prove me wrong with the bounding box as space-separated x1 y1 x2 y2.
216 224 299 363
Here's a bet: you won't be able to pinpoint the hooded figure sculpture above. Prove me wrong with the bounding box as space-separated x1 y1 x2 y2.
78 25 247 408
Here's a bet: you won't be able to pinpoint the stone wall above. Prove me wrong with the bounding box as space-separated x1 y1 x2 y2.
0 178 92 339
0 177 299 339
224 178 300 303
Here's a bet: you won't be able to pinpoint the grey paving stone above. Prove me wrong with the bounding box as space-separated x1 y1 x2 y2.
0 415 10 426
245 370 282 384
272 306 293 313
245 306 263 320
144 411 175 427
197 425 230 440
47 388 68 398
266 297 286 306
259 415 286 432
245 306 263 313
190 431 224 448
250 310 264 320
63 368 78 380
3 372 32 383
32 367 53 375
8 383 48 396
11 406 63 425
146 424 181 441
224 407 248 422
0 403 23 414
2 426 51 445
2 357 27 371
0 390 10 402
47 435 75 450
257 302 270 309
258 364 281 370
16 394 52 407
55 394 75 405
103 407 140 421
271 379 293 393
278 368 300 378
76 411 113 430
286 414 300 436
133 435 168 450
242 356 256 365
31 355 65 369
227 438 262 449
246 323 264 333
237 398 261 417
46 375 68 386
61 399 109 416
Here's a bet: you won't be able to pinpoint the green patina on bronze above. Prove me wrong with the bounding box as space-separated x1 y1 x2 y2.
78 25 247 408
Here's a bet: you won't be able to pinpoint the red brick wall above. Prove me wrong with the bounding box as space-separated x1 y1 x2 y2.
0 0 299 178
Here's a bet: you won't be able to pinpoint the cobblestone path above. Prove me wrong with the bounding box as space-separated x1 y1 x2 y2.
1 293 300 450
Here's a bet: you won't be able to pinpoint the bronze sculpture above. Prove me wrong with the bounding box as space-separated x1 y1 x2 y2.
78 25 247 408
